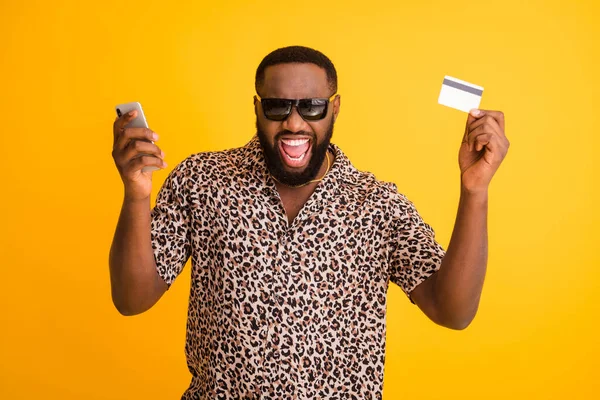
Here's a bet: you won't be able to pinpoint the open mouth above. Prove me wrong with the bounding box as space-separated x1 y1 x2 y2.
278 137 312 168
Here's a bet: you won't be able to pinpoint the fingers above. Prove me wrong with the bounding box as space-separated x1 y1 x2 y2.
113 145 167 176
467 119 502 152
114 139 165 166
481 110 505 132
463 110 482 143
113 110 137 132
112 125 166 176
467 121 510 158
127 154 168 175
468 113 502 135
468 109 505 133
114 127 159 152
113 109 138 137
471 132 497 152
464 111 504 151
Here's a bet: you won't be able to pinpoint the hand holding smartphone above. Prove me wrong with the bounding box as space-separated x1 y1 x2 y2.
115 102 160 172
112 102 166 201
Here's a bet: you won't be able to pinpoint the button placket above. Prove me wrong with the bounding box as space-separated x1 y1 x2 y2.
264 228 289 395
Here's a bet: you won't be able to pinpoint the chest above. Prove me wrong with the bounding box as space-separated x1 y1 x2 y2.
279 191 312 224
193 186 390 272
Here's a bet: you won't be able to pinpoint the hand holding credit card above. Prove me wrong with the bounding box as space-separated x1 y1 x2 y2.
437 75 511 194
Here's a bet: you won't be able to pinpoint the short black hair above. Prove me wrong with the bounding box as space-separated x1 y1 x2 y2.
255 46 338 95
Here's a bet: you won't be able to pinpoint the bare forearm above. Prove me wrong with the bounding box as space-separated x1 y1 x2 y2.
109 196 165 315
434 186 488 328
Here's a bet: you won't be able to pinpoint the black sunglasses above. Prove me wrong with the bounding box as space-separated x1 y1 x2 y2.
255 93 338 121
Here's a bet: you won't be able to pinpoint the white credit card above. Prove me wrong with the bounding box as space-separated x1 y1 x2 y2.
438 76 484 113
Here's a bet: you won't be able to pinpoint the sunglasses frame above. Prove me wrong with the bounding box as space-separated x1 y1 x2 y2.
254 93 338 121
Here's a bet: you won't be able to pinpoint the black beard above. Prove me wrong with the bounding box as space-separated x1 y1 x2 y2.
256 118 334 187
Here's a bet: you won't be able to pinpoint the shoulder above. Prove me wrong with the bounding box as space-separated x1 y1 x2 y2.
169 144 249 183
330 143 414 211
335 158 407 207
337 169 418 229
357 172 414 212
157 143 253 207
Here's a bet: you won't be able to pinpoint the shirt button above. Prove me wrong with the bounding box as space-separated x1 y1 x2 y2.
278 231 286 244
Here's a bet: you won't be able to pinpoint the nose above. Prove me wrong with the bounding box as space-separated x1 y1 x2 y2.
281 105 306 133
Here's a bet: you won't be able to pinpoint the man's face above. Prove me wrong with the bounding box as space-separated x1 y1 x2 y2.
255 63 339 186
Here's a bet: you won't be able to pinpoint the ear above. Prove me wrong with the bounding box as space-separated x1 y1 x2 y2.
332 95 340 122
253 95 258 117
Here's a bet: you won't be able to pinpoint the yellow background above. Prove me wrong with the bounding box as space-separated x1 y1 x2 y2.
1 0 598 398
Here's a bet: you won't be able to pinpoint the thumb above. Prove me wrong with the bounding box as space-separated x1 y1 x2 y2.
467 108 484 124
462 108 485 143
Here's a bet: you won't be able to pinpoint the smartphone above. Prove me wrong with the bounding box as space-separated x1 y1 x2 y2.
115 102 159 172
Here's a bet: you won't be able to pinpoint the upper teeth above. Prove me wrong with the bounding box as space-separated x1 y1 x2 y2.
281 138 309 146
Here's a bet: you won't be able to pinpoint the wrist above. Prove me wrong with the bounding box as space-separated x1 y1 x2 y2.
460 184 489 200
123 192 151 204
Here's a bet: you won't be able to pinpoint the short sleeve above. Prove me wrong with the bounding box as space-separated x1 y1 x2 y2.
388 194 446 303
150 164 191 288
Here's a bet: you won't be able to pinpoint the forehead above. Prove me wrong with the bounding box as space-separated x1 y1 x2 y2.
261 63 330 98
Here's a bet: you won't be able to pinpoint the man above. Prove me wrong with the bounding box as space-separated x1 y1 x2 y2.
109 46 509 399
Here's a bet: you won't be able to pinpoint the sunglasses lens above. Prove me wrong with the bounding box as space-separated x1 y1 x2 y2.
298 99 328 120
262 99 291 121
261 98 330 121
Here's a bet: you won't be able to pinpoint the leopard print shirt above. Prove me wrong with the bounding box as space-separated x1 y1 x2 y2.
150 135 446 399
